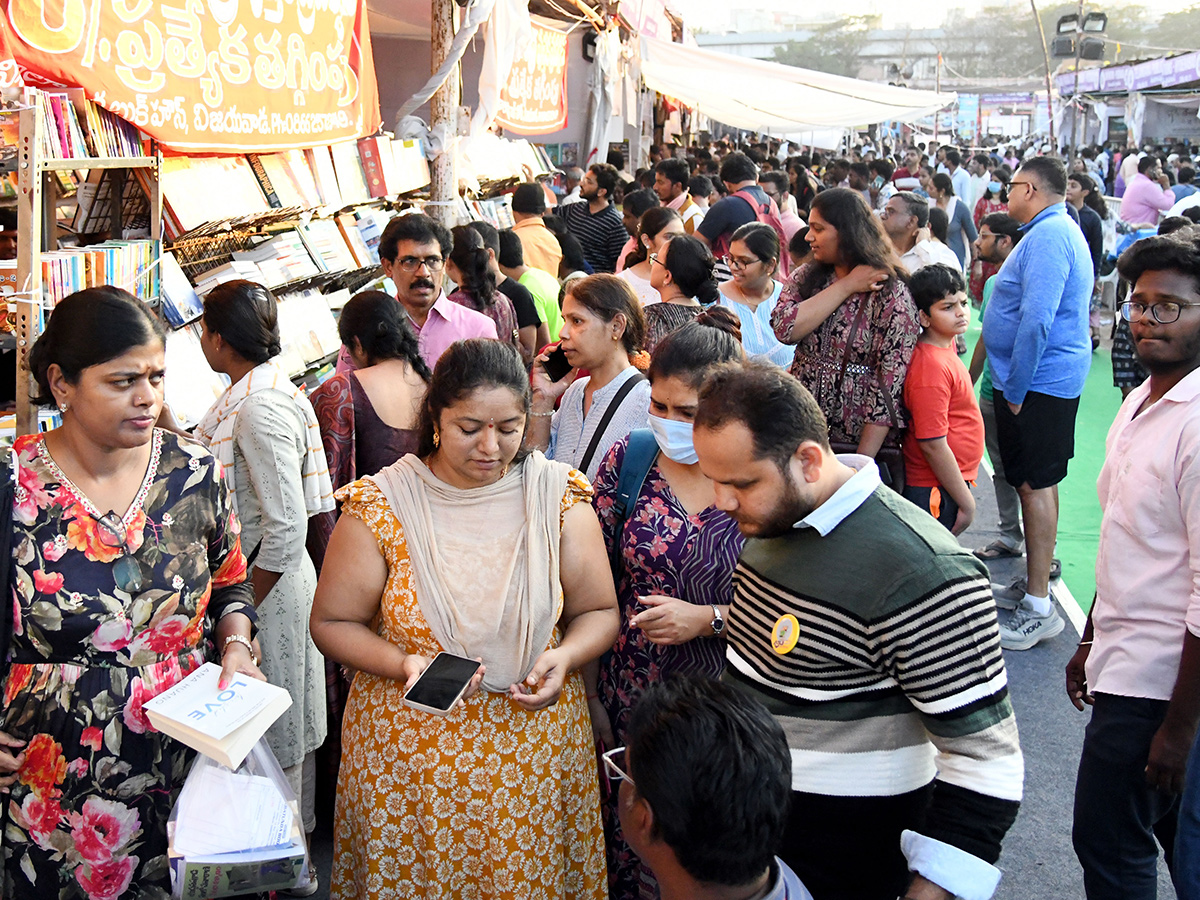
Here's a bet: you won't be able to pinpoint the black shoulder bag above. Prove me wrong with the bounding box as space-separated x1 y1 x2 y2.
578 373 646 475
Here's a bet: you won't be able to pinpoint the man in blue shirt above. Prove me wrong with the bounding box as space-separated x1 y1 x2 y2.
610 677 814 900
984 156 1093 650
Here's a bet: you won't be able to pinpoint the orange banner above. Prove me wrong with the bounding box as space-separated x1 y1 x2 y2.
495 21 568 136
0 0 381 153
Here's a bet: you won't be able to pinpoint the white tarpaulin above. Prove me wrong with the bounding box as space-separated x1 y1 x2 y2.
639 35 956 133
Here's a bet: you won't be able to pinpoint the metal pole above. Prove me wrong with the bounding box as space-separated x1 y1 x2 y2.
933 53 940 144
1031 0 1057 150
1069 0 1083 157
429 0 459 230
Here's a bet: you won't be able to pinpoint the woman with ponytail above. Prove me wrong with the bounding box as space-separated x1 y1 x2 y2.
645 234 720 353
195 279 333 854
617 206 684 306
447 224 521 350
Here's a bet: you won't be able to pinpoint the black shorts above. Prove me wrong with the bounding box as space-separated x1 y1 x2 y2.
993 389 1079 490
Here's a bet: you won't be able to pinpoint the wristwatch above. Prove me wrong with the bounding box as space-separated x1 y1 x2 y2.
710 605 725 636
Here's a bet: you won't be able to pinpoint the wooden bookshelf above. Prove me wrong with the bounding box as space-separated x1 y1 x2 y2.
13 95 162 436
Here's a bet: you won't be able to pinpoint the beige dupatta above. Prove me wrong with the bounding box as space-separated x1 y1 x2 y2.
370 451 571 691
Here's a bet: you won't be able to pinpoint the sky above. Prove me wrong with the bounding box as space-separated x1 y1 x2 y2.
671 0 1186 33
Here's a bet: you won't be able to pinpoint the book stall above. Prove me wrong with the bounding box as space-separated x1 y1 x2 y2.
0 0 556 441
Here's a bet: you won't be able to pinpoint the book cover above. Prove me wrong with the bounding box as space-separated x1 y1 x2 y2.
356 136 389 199
391 138 431 194
305 146 342 208
143 663 292 769
160 251 204 328
330 141 369 204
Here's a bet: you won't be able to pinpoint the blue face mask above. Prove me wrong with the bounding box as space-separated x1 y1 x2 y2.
647 414 699 465
989 181 1003 194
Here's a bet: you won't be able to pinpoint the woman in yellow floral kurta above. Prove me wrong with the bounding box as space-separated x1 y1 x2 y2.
311 340 617 900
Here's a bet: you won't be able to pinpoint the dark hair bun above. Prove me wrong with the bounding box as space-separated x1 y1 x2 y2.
695 306 743 343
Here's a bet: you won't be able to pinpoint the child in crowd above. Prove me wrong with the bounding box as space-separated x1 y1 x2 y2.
901 264 984 534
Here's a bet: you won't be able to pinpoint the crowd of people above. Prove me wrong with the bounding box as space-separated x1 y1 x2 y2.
0 130 1197 900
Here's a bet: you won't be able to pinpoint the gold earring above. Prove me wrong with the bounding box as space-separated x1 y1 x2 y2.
433 431 440 448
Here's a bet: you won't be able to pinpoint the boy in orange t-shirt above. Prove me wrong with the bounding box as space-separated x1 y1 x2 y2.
902 264 985 533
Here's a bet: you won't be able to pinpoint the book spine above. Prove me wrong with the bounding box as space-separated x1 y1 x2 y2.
356 138 387 199
246 154 282 208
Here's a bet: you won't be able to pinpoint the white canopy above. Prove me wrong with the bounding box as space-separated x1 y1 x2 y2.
639 35 956 133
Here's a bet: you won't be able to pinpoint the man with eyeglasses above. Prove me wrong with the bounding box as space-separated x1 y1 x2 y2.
881 192 960 273
1068 228 1200 898
336 214 497 373
982 156 1093 651
606 677 813 900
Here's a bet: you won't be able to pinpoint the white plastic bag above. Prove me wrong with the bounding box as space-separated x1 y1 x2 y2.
167 739 312 899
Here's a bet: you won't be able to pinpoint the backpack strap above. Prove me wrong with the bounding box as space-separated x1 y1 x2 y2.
612 429 659 523
578 372 645 475
608 429 659 577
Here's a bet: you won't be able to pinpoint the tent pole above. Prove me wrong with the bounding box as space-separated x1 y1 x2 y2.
1031 0 1057 149
430 0 459 230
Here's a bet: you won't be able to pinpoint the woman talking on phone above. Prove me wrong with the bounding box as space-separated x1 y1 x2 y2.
311 339 618 899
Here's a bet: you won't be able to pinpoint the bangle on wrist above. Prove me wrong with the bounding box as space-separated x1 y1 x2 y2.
530 410 554 417
1078 640 1093 646
586 692 599 700
222 634 259 667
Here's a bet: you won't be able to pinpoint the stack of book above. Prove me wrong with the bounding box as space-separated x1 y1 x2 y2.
231 231 323 287
40 239 157 305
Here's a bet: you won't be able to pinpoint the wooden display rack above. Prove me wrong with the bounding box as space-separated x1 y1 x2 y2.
13 96 161 436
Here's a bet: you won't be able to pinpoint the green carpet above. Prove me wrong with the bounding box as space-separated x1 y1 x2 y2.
966 315 1123 614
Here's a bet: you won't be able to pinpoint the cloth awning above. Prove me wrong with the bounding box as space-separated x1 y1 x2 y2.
639 35 956 132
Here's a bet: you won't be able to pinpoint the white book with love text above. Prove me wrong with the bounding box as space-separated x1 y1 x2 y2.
144 664 292 769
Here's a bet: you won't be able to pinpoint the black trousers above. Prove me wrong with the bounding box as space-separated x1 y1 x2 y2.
779 785 933 900
1073 693 1180 899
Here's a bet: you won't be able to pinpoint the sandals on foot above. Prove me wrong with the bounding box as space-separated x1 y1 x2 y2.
973 540 1023 561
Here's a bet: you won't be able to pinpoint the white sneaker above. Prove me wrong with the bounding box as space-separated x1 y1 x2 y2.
999 606 1065 651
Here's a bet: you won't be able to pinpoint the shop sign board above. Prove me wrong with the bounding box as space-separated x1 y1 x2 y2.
495 19 568 135
0 0 381 152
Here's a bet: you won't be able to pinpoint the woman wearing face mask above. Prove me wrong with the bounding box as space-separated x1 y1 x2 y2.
970 169 1008 302
617 207 684 306
586 310 746 900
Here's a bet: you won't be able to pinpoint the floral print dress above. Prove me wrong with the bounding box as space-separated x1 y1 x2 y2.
590 437 745 900
1 430 254 900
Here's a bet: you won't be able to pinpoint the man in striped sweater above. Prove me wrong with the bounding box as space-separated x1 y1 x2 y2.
693 361 1023 900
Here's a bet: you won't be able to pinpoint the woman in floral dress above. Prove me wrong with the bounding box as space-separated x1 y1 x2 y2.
311 340 617 899
0 288 258 900
772 188 918 471
588 315 747 899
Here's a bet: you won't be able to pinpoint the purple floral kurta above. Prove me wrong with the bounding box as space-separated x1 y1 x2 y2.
591 436 745 900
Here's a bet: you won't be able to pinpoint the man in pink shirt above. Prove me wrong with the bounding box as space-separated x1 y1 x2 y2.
1067 229 1200 897
1120 156 1176 228
337 214 496 373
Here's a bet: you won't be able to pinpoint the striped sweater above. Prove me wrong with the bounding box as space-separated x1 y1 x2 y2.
725 484 1022 869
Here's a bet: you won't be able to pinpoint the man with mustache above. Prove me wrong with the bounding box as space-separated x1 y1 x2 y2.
693 361 1022 900
337 214 496 373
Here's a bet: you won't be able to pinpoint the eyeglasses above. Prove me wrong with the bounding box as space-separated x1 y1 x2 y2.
648 253 663 267
999 181 1036 204
95 511 144 593
1120 300 1200 324
395 256 445 273
723 255 763 272
601 746 635 787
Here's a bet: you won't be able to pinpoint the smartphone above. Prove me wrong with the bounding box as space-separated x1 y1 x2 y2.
403 652 483 716
542 345 573 382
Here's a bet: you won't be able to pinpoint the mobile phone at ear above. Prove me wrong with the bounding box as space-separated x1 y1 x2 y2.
542 345 573 382
403 652 483 716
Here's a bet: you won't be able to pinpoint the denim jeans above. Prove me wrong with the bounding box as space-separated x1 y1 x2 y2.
1174 727 1200 899
1073 693 1180 899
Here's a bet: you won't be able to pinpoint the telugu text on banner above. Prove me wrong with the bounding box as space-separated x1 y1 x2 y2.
495 18 568 136
0 0 382 153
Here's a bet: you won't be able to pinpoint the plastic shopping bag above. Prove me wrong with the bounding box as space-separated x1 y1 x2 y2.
167 739 312 899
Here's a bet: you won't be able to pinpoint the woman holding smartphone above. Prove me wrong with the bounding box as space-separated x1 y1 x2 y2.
312 339 618 900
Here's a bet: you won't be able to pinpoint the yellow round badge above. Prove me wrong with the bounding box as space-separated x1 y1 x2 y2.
771 614 800 655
